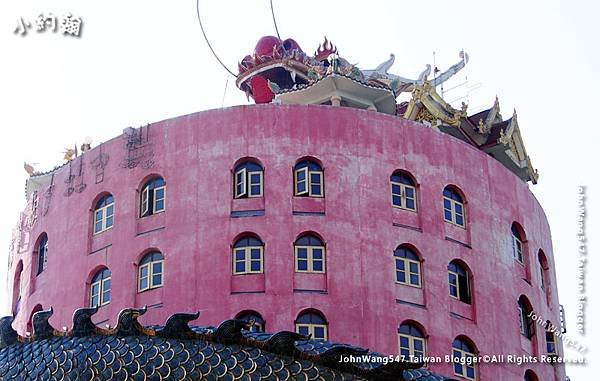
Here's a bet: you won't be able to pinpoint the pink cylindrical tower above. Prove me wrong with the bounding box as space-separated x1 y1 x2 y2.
8 103 565 380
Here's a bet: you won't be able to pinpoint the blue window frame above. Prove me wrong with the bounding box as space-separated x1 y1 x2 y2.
294 160 323 197
140 177 166 217
232 236 264 275
234 162 263 199
443 187 465 227
391 172 417 211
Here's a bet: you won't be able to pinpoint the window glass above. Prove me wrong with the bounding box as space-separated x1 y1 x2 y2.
236 312 265 332
232 236 264 275
391 172 417 211
448 262 470 303
138 252 164 292
294 160 323 197
394 247 421 287
295 312 328 340
37 235 49 275
234 162 263 199
90 268 111 307
443 187 465 227
140 178 166 217
94 195 114 233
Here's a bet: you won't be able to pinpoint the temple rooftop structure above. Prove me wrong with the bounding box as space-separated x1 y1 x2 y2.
236 36 538 184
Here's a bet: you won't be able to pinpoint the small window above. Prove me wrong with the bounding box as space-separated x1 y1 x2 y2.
138 251 164 292
232 236 264 275
236 311 265 332
443 186 465 227
511 223 525 263
234 161 264 199
90 268 111 308
27 304 43 335
294 234 325 273
545 321 557 354
538 250 548 291
36 234 49 275
394 246 421 287
391 172 416 211
518 295 535 339
294 160 323 197
93 195 114 234
398 323 426 360
448 261 471 304
295 311 328 340
452 338 477 380
12 261 23 316
524 370 539 381
140 177 166 217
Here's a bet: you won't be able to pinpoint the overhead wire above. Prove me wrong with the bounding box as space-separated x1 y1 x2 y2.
270 0 281 40
195 0 237 77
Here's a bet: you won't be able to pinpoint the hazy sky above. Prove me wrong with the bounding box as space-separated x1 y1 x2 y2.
1 1 598 378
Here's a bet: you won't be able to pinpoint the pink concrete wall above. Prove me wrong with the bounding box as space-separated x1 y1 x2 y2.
8 104 564 380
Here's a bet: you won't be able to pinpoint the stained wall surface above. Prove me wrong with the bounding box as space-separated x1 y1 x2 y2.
8 104 565 380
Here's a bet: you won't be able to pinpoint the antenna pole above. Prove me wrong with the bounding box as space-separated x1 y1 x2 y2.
433 51 437 90
439 53 444 100
221 77 229 107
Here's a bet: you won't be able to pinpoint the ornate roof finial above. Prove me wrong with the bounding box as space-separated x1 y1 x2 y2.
71 306 99 337
63 147 76 162
32 307 56 340
314 36 337 61
264 331 308 355
212 319 252 343
157 312 200 339
499 128 511 145
24 162 36 176
113 306 148 337
0 316 18 349
477 118 487 134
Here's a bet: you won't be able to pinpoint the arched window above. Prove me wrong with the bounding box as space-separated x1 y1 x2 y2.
138 251 164 292
236 311 265 332
36 233 49 275
295 310 328 340
294 160 323 197
90 268 111 307
398 323 426 360
12 261 23 316
394 246 421 287
140 177 166 217
93 194 114 234
27 304 43 335
232 236 264 275
538 250 548 291
294 234 325 273
391 171 416 211
234 161 263 198
518 295 535 339
452 337 477 380
524 369 539 381
511 223 525 263
448 261 471 304
443 186 465 227
545 321 557 354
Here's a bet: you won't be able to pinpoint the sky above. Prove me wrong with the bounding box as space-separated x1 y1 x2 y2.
1 0 598 378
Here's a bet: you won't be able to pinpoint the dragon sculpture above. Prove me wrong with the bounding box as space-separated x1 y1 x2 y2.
236 35 468 104
0 307 456 380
